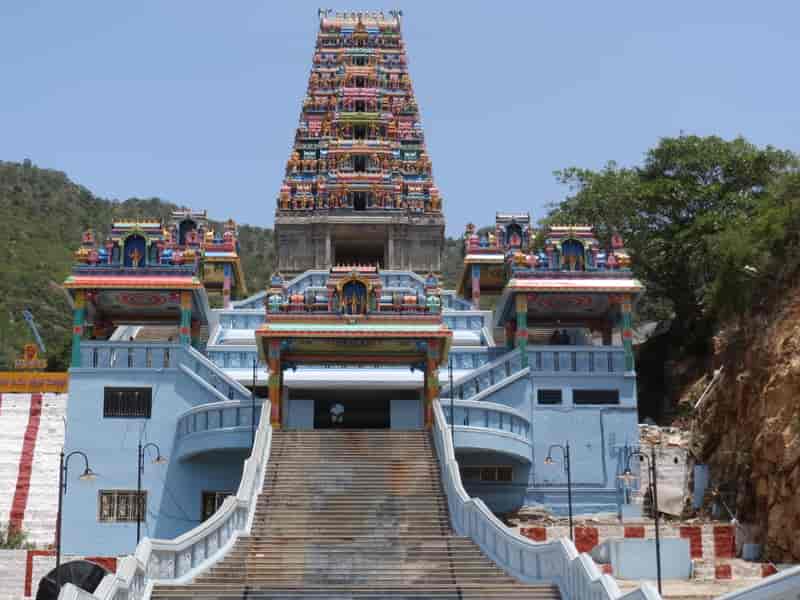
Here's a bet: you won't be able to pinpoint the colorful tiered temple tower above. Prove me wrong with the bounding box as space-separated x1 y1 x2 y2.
274 10 444 275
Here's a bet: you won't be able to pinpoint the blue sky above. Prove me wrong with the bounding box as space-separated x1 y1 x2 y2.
1 1 798 235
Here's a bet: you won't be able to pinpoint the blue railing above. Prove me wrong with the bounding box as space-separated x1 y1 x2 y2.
441 291 474 311
442 313 487 331
441 349 524 400
181 347 252 403
218 312 265 330
80 342 180 370
206 346 493 374
77 342 252 403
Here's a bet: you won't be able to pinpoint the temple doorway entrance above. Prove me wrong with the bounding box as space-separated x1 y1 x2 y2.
287 388 421 430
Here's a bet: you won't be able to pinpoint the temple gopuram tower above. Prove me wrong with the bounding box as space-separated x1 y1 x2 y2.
274 10 445 276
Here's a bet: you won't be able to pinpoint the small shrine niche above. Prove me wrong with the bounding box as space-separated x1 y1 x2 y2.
123 234 146 268
178 219 197 246
341 278 368 315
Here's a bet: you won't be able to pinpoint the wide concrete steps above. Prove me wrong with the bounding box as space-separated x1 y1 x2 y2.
152 586 561 599
152 430 560 599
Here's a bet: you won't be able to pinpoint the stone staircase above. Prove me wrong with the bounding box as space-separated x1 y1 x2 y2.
152 430 560 599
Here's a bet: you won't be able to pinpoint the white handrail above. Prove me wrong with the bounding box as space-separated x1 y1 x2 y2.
60 400 272 600
431 400 661 600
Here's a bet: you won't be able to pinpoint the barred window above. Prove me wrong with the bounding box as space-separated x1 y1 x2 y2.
202 491 234 521
573 389 620 405
98 490 146 522
103 387 152 418
537 389 563 405
459 466 513 483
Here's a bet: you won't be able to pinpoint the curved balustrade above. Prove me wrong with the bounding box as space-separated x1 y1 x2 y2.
175 400 263 461
79 342 181 370
444 400 532 463
441 349 524 400
431 401 660 600
528 346 627 374
60 402 272 600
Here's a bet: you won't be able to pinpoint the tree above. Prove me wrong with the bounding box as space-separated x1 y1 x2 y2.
546 135 797 350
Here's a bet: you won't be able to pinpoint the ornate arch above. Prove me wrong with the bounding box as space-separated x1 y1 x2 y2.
336 273 372 315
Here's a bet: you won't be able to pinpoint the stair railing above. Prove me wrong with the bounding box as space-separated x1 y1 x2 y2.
440 348 524 400
431 400 661 600
180 346 252 403
59 401 272 600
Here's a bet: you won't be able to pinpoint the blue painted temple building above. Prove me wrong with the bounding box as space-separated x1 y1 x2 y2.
60 10 644 560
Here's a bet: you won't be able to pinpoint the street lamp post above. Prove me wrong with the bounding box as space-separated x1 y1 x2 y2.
448 355 454 449
56 450 96 593
137 441 167 544
620 446 662 595
545 442 573 541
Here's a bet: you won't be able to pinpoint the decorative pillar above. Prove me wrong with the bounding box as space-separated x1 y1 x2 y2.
504 320 516 350
471 264 481 308
179 291 192 345
423 341 440 429
601 323 613 346
190 319 201 349
71 290 86 368
268 340 282 429
222 263 232 309
621 295 634 371
515 294 528 367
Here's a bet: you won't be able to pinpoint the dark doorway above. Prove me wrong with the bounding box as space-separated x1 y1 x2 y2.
352 191 367 210
314 396 390 429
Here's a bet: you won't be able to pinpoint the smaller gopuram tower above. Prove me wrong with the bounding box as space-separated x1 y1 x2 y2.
274 10 445 276
63 212 248 365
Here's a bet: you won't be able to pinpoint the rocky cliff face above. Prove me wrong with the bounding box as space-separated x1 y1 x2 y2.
690 282 800 562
